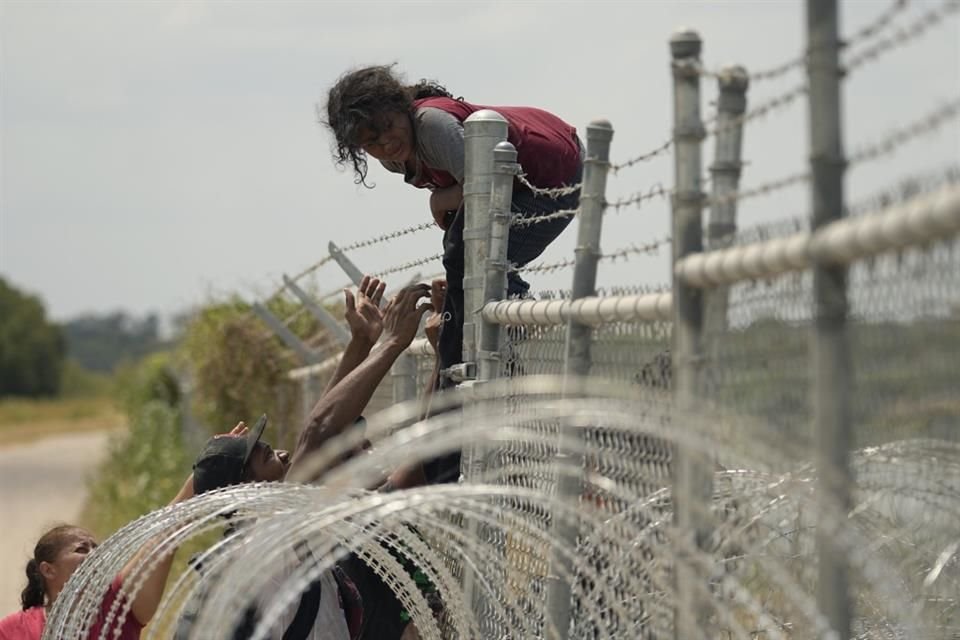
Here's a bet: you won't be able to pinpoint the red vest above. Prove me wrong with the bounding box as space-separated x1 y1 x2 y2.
412 97 580 191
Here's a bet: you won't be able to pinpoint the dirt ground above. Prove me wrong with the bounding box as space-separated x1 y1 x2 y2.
0 430 112 616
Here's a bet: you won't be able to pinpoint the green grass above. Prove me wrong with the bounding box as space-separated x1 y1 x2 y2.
0 395 124 446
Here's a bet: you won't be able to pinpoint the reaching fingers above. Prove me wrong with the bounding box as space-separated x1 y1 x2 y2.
399 287 429 313
370 279 386 306
228 421 247 436
403 283 431 300
344 288 356 313
357 275 370 296
430 279 446 309
387 284 426 307
416 301 435 319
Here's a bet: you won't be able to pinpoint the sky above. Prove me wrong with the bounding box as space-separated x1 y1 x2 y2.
1 0 958 322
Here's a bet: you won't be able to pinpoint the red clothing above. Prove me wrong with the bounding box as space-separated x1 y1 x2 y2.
411 97 580 191
0 607 42 640
0 576 143 640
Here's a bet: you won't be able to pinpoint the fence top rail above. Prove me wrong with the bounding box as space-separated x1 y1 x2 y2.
405 338 434 358
675 182 960 288
480 292 672 327
288 352 341 381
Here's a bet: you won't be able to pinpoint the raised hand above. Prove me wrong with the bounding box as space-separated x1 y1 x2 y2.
227 421 248 437
344 275 386 346
381 284 433 351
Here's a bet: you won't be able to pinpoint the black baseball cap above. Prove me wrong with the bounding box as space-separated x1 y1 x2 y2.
193 414 268 495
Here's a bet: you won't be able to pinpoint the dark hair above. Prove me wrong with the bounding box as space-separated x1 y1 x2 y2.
20 525 87 610
323 64 457 187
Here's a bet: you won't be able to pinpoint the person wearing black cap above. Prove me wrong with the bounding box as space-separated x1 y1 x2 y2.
192 413 289 495
181 277 434 640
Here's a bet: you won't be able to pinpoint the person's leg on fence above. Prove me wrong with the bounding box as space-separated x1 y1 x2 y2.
423 140 584 485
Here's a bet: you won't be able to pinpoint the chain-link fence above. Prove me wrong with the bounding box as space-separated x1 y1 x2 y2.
46 2 960 639
267 3 960 636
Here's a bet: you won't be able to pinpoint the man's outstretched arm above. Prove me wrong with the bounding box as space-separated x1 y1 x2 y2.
288 284 432 475
320 276 386 397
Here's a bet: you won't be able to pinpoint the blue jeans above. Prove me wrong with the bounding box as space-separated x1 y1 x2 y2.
423 139 584 484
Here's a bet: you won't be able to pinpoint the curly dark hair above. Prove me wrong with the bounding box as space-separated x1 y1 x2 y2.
323 64 457 187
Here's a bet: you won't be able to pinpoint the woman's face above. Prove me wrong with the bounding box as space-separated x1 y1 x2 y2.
40 530 98 599
358 111 414 164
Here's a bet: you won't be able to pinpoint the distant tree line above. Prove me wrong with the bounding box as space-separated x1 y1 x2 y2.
62 312 164 373
0 278 65 397
0 276 166 398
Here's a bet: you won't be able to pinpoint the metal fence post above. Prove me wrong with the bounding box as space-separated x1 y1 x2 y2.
564 120 613 378
461 110 510 379
543 120 613 640
669 28 711 640
251 302 319 365
807 1 852 637
705 67 749 340
476 141 519 384
328 241 365 287
459 113 509 625
391 352 418 405
282 274 351 346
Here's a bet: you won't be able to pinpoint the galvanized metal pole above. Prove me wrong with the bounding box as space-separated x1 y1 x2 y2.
461 110 509 379
669 28 711 640
251 302 318 365
458 110 508 484
328 241 365 288
282 274 351 346
564 120 612 378
704 67 749 340
545 120 613 640
458 112 508 627
807 1 852 637
391 352 418 405
476 141 519 384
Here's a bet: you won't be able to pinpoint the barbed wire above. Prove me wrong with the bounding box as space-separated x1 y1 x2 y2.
515 173 583 198
846 164 960 217
706 171 811 208
604 184 673 212
707 82 809 137
699 1 954 139
713 0 912 84
601 238 673 263
596 283 672 298
511 237 671 275
848 98 960 167
846 0 912 46
266 256 334 302
672 0 910 85
337 221 438 253
373 252 445 278
511 176 702 228
845 0 960 74
510 207 583 229
281 305 310 329
261 220 441 301
254 0 955 345
600 1 921 174
609 139 674 174
725 164 960 248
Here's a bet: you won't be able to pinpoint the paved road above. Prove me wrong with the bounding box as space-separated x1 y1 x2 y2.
0 431 113 617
